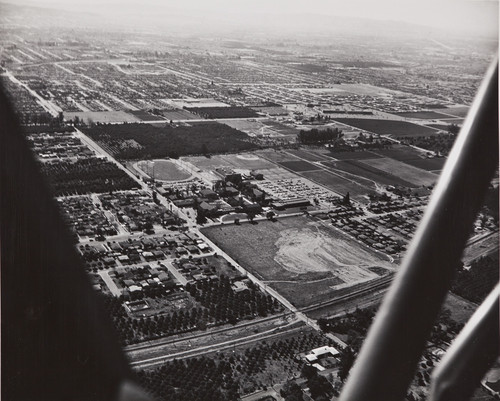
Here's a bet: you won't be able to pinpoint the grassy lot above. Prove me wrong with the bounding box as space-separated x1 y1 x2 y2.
278 160 321 172
334 118 438 137
137 160 192 181
360 158 438 187
202 216 391 307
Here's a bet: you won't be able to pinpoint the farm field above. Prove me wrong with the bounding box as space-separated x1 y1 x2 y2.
321 160 415 188
393 111 455 119
278 160 321 172
285 148 331 162
334 118 439 137
434 106 470 118
328 150 382 160
137 159 192 181
372 146 446 172
129 110 162 121
202 217 392 307
262 120 301 137
256 149 298 163
161 109 198 120
360 158 438 187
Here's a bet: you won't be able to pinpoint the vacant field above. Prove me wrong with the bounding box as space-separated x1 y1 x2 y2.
137 160 192 181
334 118 438 137
278 160 321 172
64 110 141 123
301 169 373 200
202 217 391 307
394 111 454 119
322 160 415 187
360 158 438 187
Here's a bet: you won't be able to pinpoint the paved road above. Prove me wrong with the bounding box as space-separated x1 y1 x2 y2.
98 271 121 297
160 260 188 286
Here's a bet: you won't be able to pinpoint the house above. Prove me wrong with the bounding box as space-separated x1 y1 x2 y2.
304 346 339 364
232 281 249 293
199 189 218 200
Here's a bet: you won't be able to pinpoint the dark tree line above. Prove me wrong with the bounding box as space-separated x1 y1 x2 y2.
297 127 343 145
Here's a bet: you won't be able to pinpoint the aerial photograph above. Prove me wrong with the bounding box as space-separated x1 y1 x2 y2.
1 1 498 400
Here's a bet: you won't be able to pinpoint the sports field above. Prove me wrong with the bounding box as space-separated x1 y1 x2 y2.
202 216 392 307
184 153 277 171
137 160 192 181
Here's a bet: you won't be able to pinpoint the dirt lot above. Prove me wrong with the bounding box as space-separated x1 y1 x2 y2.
202 216 393 307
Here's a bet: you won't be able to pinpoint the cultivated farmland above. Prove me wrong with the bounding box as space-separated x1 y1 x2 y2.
334 118 438 137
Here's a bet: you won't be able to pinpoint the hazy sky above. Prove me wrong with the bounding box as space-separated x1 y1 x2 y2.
5 0 499 37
